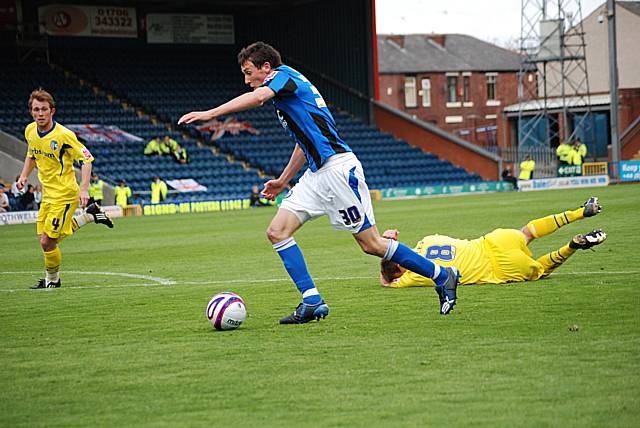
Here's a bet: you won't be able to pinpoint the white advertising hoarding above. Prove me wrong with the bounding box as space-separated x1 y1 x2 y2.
1 206 123 226
146 13 234 44
518 175 609 192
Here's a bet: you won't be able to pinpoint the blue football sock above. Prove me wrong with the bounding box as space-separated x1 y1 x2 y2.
384 240 449 286
273 238 322 304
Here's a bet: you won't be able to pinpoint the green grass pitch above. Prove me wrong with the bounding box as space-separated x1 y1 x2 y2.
1 184 639 427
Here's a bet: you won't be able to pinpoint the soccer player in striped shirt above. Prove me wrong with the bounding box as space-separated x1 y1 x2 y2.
179 41 460 322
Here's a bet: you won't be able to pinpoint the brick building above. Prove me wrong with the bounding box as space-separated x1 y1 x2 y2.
502 1 640 160
377 34 532 149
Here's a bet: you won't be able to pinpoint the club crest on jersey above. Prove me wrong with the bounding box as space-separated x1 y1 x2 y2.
264 70 278 83
50 141 58 151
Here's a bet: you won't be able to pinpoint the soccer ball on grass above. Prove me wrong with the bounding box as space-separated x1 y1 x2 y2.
205 292 246 331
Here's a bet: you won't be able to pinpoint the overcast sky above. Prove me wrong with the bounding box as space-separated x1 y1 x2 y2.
375 0 606 45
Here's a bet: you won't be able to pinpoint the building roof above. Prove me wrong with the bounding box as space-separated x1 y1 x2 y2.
377 34 523 74
618 1 640 17
503 94 611 113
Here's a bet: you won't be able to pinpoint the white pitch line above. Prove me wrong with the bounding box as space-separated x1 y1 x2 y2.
0 270 175 285
0 271 635 293
0 274 374 293
179 275 376 286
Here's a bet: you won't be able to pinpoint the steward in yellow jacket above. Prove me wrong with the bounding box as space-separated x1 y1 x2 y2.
151 176 168 204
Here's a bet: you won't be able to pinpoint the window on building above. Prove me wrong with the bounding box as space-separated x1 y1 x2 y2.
404 76 417 108
447 76 458 103
421 78 431 107
463 76 470 102
486 74 497 100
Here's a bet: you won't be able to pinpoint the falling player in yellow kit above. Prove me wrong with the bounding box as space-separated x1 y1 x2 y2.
379 198 606 313
16 89 114 289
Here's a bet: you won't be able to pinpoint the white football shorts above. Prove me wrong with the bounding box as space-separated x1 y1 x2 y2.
280 152 376 233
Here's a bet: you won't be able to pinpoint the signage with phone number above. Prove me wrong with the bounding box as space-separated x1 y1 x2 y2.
38 4 137 38
93 8 133 29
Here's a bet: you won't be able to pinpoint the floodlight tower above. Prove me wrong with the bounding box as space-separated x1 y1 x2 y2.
517 0 594 160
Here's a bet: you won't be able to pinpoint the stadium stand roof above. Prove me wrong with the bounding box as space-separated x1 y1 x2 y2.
503 94 611 114
377 33 523 74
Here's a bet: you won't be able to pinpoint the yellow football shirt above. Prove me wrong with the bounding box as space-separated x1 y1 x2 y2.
391 229 545 287
391 234 497 288
25 121 94 204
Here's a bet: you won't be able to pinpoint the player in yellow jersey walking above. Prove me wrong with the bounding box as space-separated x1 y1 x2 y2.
16 89 113 289
379 197 606 312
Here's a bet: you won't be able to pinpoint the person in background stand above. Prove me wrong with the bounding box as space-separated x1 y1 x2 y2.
556 140 572 165
21 184 38 210
151 176 168 204
518 155 536 180
115 179 132 208
172 144 190 164
144 136 162 156
160 135 179 156
34 184 42 209
88 172 104 206
573 138 587 166
0 183 10 212
501 166 518 190
250 184 274 207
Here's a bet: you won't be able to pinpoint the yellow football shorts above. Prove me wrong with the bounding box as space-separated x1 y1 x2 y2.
484 228 546 283
36 200 79 240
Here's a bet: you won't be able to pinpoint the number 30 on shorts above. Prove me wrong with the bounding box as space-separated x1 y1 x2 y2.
338 206 361 225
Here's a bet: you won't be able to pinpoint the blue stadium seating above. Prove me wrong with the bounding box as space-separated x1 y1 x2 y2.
1 47 482 205
0 54 262 203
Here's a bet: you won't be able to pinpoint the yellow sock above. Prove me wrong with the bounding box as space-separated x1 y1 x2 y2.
526 207 585 238
536 243 576 277
43 246 61 283
72 218 80 232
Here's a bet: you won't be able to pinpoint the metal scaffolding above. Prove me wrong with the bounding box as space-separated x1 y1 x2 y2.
517 0 594 156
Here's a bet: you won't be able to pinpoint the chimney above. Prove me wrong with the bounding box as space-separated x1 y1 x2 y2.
427 34 445 48
387 35 405 49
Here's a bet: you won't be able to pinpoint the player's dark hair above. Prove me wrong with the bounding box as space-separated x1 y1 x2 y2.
380 260 402 283
237 41 283 69
28 88 55 111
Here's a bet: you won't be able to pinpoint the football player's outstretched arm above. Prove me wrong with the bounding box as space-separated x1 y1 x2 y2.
79 162 91 208
177 87 275 125
17 155 36 191
262 145 306 200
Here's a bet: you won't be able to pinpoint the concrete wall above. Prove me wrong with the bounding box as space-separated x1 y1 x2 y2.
0 130 115 204
0 131 38 184
373 102 500 181
547 3 640 95
583 4 640 93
